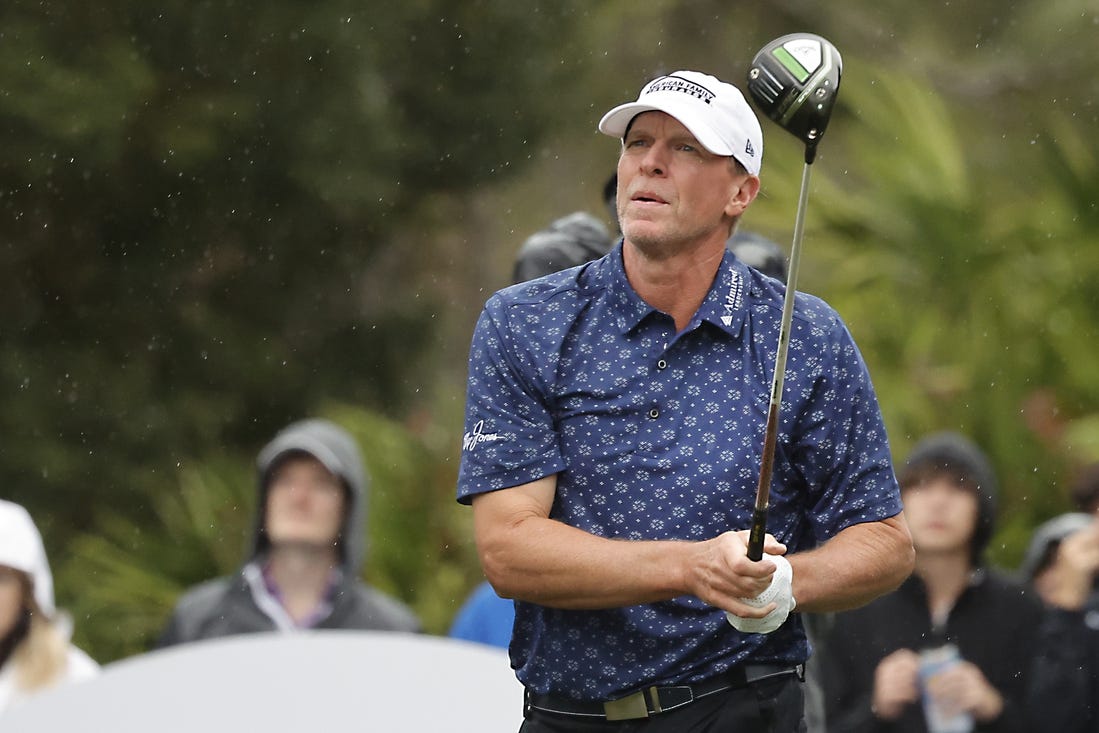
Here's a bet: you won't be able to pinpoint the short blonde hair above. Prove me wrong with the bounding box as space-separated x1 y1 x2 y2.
9 570 68 691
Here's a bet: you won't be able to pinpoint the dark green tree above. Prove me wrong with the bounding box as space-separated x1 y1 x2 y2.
0 1 587 552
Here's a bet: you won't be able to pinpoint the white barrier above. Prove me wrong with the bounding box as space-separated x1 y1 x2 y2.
1 630 522 732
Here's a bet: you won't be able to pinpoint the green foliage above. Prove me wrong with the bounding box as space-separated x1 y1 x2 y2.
0 0 587 556
749 64 1099 566
58 456 254 661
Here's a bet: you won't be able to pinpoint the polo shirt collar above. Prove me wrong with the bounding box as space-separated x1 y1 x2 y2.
600 240 750 337
696 250 751 336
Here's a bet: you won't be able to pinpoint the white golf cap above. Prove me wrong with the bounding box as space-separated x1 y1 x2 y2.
599 70 763 175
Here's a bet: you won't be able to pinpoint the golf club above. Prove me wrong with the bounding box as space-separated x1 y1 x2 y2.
744 33 842 562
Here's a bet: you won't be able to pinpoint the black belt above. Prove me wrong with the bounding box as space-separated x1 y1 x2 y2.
525 663 803 722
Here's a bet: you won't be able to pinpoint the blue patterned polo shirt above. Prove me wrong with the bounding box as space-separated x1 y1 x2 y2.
457 241 902 700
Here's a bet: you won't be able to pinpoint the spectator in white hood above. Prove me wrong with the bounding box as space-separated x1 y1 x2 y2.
0 499 99 714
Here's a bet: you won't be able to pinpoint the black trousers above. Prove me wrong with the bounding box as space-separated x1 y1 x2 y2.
519 676 806 733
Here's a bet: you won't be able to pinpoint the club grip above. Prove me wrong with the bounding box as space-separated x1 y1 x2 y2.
746 505 769 561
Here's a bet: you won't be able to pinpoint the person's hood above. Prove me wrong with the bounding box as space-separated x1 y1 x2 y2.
727 230 788 283
900 431 999 565
251 419 369 574
1019 512 1094 582
0 499 55 615
512 211 613 284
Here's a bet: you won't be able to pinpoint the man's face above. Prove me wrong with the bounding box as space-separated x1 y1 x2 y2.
902 476 979 558
616 111 756 257
0 565 24 639
264 455 346 551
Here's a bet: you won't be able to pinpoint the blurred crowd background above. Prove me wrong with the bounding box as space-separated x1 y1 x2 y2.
2 1 1098 664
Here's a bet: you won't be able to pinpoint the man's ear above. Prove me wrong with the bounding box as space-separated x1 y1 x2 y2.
725 174 760 219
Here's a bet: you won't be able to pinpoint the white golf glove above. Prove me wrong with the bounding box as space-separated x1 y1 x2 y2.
726 554 795 634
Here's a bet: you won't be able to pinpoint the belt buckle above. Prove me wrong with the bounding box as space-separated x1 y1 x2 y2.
603 684 695 720
603 689 649 721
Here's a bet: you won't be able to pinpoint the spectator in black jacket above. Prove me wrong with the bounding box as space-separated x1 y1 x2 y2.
822 432 1044 732
1021 508 1099 733
158 419 420 646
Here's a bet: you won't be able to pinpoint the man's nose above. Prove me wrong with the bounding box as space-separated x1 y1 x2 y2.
639 142 668 175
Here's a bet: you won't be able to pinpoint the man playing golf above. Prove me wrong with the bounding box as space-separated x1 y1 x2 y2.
457 68 913 732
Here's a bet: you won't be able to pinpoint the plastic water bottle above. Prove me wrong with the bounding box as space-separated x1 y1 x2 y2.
918 644 974 733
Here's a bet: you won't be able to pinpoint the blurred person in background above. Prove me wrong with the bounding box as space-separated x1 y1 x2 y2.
449 579 514 650
158 419 420 645
1070 461 1099 515
727 229 788 282
0 500 99 714
511 210 614 285
1021 504 1099 733
822 432 1043 733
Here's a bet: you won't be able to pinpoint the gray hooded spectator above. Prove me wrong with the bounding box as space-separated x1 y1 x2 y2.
1 500 98 713
158 419 420 646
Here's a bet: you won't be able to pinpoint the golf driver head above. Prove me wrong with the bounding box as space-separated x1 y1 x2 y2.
747 33 842 163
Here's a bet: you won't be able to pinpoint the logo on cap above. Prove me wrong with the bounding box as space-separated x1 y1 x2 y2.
644 75 716 105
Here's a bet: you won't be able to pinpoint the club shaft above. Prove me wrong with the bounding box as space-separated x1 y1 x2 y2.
747 160 813 561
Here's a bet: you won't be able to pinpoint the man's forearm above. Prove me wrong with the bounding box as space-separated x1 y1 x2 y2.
471 478 899 614
471 478 785 613
788 514 914 613
478 511 693 609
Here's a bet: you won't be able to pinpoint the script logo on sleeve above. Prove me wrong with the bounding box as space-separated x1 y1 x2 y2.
462 420 506 452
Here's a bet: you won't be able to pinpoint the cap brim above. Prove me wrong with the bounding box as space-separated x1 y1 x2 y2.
598 101 734 157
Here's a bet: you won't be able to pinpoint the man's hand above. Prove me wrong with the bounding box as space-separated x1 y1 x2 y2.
871 649 920 720
685 530 787 619
924 660 1004 722
726 554 795 634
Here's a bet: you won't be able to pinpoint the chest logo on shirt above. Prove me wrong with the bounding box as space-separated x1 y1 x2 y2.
463 420 505 452
721 271 744 327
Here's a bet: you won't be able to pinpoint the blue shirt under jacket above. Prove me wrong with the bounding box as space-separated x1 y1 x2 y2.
449 580 515 650
457 241 902 701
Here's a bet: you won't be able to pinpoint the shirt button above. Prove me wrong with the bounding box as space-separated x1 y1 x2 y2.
648 408 660 419
656 359 668 370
